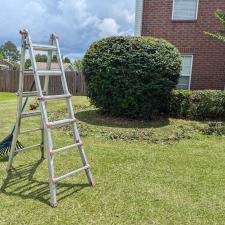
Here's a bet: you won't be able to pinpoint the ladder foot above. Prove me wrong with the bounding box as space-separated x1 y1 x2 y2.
50 203 58 208
90 182 95 187
87 177 95 186
6 168 13 173
41 152 46 159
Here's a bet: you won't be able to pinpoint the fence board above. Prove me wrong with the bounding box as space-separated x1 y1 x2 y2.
0 70 87 96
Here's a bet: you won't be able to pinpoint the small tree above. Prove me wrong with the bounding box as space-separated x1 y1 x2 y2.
35 54 47 62
0 52 4 60
63 57 71 63
0 41 20 62
74 59 83 72
52 55 58 62
205 10 225 42
25 59 31 69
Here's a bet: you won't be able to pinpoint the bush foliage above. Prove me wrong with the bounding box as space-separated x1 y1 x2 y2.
83 36 181 119
170 90 225 119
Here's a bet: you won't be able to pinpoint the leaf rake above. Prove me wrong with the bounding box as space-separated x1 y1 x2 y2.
0 81 35 157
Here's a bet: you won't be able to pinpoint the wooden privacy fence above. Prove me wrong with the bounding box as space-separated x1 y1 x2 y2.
0 70 87 95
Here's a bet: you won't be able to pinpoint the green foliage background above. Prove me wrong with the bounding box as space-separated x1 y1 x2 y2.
170 90 225 119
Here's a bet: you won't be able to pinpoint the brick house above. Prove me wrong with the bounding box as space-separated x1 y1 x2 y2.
135 0 225 90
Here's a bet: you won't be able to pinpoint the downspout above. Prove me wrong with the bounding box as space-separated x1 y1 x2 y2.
134 0 144 36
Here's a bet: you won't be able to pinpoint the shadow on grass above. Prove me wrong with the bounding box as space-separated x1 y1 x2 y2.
76 109 169 129
0 156 8 163
0 159 90 206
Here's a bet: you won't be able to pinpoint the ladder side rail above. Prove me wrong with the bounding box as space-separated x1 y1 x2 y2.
53 35 70 94
54 35 94 186
44 36 54 94
41 36 54 159
7 34 27 171
53 36 78 138
27 32 57 206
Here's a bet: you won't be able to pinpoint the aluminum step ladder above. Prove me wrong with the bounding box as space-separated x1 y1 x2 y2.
7 29 94 207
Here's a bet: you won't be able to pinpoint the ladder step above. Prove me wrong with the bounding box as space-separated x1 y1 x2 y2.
24 70 34 75
19 91 46 97
20 127 42 134
54 165 90 183
33 44 57 51
21 111 41 118
51 143 82 155
38 70 62 76
16 144 43 153
38 94 71 101
47 119 76 129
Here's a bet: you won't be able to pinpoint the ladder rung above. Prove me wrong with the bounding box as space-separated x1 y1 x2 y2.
47 119 76 129
19 91 46 97
54 165 90 183
21 111 41 118
24 70 33 75
38 70 62 76
33 44 57 51
51 143 82 155
20 127 42 134
16 144 43 153
38 94 71 101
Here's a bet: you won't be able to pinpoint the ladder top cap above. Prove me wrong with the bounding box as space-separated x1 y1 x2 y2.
51 33 59 39
19 29 29 35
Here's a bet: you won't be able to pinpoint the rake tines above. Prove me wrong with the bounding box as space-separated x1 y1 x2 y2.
0 133 23 157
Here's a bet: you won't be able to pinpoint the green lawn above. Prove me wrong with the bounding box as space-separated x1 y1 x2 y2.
0 92 225 225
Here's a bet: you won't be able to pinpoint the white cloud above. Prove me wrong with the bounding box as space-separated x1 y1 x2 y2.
98 18 121 37
0 0 135 56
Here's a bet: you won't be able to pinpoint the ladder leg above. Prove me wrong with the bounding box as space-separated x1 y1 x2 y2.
41 38 52 160
45 126 57 207
78 145 95 186
47 153 57 207
7 36 26 172
7 125 20 172
53 34 94 185
27 32 58 206
40 127 45 159
7 95 23 171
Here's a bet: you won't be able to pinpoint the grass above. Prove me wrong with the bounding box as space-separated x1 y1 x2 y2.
0 92 225 225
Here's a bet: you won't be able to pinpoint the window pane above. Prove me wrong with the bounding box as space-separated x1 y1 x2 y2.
177 76 190 89
177 55 193 89
181 56 192 76
173 0 198 20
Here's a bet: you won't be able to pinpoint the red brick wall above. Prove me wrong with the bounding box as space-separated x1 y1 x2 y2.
142 0 225 90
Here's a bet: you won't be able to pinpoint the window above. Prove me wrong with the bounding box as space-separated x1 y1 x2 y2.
177 55 193 90
172 0 199 20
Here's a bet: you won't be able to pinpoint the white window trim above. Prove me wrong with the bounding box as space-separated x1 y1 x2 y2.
172 0 199 21
180 54 193 90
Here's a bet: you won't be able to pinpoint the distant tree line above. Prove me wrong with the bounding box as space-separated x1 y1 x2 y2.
0 40 72 70
0 41 20 69
25 54 71 69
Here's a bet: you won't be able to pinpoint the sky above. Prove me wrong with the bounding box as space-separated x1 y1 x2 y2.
0 0 135 59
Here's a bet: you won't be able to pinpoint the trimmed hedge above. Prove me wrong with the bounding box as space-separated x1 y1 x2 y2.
83 36 181 119
170 90 225 119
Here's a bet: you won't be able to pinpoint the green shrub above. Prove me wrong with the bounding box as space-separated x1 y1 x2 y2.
83 36 181 119
170 90 225 119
